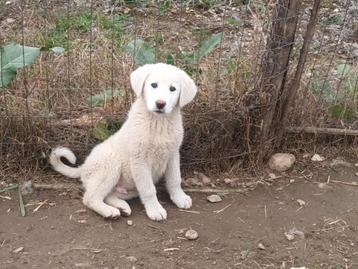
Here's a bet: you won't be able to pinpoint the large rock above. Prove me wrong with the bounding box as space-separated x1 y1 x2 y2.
268 153 296 172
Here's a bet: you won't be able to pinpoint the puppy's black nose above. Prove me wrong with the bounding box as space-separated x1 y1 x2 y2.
156 100 166 110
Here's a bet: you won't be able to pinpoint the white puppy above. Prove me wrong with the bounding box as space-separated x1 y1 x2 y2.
50 63 197 221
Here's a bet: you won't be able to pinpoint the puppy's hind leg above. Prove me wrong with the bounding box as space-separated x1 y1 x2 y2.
82 175 121 219
105 193 132 216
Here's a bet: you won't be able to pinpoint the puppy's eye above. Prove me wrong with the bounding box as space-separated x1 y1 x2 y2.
151 83 158 88
169 86 176 92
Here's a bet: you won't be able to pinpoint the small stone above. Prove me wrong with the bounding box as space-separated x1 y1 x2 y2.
206 194 222 203
268 173 279 179
258 243 265 250
185 229 199 240
224 178 232 184
354 163 358 167
268 153 296 172
5 18 15 24
291 228 304 238
317 182 333 190
296 199 306 206
311 154 325 162
127 220 133 226
13 247 24 253
126 256 137 262
185 177 202 186
355 172 358 177
197 173 211 184
284 232 295 241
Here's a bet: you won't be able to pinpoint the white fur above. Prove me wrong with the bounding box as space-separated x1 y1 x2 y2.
50 63 197 221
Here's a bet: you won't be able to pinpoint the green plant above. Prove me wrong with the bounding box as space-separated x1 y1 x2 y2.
311 64 357 120
124 32 223 73
0 43 40 88
39 11 132 50
87 88 125 107
158 0 173 15
190 0 220 9
124 39 156 65
226 17 240 26
183 32 223 65
92 118 123 141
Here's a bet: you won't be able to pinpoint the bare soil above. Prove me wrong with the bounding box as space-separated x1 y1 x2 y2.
1 165 358 269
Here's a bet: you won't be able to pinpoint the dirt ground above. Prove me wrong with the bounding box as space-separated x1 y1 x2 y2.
1 164 358 269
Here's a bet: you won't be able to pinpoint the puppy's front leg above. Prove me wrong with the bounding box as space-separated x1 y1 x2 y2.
165 152 192 209
130 161 167 221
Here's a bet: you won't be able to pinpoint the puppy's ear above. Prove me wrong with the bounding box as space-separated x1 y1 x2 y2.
130 64 154 96
179 70 197 107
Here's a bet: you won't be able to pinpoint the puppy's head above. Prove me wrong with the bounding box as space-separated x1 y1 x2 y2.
130 63 197 114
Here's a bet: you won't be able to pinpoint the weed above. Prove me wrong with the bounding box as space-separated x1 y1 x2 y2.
38 11 132 50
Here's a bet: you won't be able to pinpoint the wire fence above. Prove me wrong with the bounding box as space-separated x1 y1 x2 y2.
0 0 357 174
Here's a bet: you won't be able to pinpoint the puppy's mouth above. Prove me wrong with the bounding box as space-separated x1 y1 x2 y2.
154 110 165 114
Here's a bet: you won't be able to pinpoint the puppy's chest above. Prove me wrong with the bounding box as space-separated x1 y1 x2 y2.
145 135 180 160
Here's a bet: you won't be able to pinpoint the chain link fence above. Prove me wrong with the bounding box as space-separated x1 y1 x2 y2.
0 0 357 175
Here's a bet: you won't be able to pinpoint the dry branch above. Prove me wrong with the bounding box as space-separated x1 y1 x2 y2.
286 126 358 136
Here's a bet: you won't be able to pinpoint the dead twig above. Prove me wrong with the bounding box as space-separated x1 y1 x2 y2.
285 126 358 136
213 203 233 214
331 180 358 187
164 248 179 252
183 188 246 194
178 209 200 214
33 199 49 213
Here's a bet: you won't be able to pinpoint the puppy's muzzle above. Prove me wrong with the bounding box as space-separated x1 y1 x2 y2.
155 100 166 110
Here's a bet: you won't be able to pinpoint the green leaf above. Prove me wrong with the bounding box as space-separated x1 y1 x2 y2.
18 186 26 217
87 89 125 107
0 43 40 87
92 122 114 141
51 47 65 53
330 103 354 120
183 32 223 65
124 39 155 66
337 63 351 77
227 17 240 25
197 32 223 61
0 184 19 193
166 53 175 65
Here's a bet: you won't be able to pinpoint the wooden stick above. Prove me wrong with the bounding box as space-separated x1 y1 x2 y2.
183 188 246 194
331 180 358 186
285 126 358 136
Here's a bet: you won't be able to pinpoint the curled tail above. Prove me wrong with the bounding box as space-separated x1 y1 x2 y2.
49 147 81 179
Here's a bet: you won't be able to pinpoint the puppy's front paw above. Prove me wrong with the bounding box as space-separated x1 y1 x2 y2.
103 207 121 219
171 192 192 209
145 202 167 221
